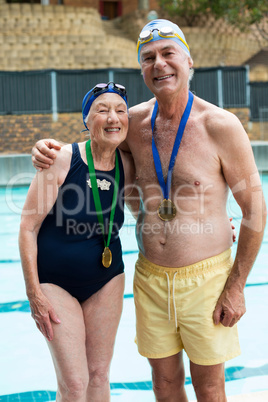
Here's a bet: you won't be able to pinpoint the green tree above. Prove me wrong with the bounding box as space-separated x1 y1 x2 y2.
159 0 268 40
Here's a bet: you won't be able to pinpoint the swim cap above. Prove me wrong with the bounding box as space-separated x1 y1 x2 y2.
82 82 128 130
137 19 190 64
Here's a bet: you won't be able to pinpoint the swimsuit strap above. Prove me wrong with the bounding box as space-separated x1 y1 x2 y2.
70 142 81 168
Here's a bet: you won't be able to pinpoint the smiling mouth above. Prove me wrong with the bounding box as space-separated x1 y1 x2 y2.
105 128 120 132
154 74 174 81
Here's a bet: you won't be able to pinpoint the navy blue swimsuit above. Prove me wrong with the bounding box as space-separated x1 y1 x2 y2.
37 142 125 302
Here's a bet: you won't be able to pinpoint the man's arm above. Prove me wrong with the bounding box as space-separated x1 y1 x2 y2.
119 149 141 220
211 111 267 327
31 139 65 171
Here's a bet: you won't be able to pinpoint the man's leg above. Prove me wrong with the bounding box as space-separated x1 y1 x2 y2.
148 352 188 402
190 361 226 402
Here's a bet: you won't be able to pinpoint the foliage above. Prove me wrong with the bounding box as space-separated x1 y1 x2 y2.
158 0 268 39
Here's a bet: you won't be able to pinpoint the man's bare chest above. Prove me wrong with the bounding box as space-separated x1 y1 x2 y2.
132 125 213 187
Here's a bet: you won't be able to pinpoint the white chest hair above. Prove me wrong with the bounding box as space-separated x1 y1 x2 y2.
136 118 205 182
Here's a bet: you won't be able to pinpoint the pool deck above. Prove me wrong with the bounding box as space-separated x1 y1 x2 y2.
228 391 268 401
191 390 268 401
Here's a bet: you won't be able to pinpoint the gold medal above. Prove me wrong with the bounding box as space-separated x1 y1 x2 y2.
102 247 112 268
158 199 176 221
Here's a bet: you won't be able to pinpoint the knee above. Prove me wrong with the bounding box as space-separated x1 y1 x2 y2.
58 376 89 401
192 380 225 401
88 366 110 389
152 370 185 399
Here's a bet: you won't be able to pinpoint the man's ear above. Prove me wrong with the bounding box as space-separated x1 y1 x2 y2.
188 57 193 69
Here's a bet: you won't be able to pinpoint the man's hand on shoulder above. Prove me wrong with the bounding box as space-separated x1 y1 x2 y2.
32 139 62 171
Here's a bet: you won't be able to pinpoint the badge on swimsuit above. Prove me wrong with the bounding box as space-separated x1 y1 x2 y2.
151 91 194 221
86 140 120 268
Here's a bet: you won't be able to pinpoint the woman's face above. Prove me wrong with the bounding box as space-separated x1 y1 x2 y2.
87 93 129 147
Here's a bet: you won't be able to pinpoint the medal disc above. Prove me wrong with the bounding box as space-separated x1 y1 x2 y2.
158 199 176 221
102 247 112 268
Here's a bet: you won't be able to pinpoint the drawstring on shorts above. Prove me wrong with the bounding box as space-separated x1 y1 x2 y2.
165 271 178 332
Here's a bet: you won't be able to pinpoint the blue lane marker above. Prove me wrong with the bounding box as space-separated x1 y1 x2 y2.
0 300 30 313
0 259 21 263
1 281 268 314
1 364 268 400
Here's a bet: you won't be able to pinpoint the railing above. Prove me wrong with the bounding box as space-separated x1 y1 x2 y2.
0 67 267 121
249 82 268 122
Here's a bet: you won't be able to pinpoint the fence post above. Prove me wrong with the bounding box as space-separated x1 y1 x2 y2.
217 68 223 108
51 71 58 122
108 70 114 83
245 65 250 108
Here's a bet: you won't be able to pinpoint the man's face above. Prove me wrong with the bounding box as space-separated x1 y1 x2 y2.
140 39 193 97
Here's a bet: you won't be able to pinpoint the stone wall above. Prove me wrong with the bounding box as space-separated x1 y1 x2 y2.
0 2 267 151
1 2 266 72
48 0 98 6
115 11 266 68
0 2 139 71
249 65 268 82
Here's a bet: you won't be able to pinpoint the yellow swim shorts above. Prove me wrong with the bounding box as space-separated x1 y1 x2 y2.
133 249 241 365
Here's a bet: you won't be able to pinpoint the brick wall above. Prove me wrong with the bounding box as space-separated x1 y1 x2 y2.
0 114 86 154
0 109 264 155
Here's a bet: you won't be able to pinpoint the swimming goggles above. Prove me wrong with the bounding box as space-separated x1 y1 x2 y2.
91 82 127 97
82 82 127 116
137 27 190 53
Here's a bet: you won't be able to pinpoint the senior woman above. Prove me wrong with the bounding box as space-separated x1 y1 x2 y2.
19 82 135 402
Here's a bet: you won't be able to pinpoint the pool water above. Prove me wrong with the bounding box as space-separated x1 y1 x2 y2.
0 175 267 401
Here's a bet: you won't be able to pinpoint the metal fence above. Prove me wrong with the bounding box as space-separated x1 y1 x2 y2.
190 66 250 108
0 67 267 121
249 82 268 122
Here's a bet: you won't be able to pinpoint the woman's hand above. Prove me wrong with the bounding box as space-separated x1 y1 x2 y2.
31 139 62 171
229 217 237 243
28 290 61 341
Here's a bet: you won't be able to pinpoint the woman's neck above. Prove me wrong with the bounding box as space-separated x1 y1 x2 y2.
90 140 117 171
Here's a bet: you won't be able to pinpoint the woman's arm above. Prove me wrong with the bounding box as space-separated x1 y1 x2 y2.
19 145 71 340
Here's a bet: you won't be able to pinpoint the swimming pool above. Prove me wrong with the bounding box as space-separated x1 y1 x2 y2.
0 175 267 401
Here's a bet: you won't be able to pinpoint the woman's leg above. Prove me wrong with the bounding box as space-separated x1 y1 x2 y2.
40 283 89 402
82 273 125 402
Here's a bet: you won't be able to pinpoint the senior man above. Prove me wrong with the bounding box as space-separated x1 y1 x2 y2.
32 19 266 402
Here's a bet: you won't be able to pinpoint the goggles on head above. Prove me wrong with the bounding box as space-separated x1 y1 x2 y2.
92 82 127 97
82 82 127 112
82 82 128 130
137 26 190 59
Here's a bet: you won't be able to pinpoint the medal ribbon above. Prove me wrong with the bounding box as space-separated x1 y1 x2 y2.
151 90 194 200
85 140 120 249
